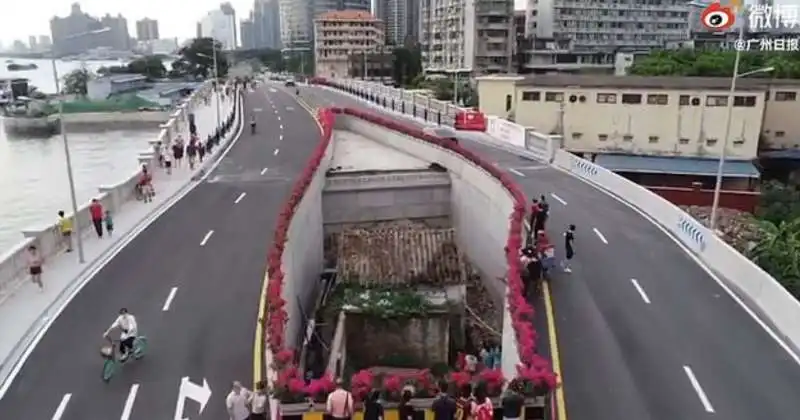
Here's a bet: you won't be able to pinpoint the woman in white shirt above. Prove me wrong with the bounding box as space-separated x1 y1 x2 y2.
226 381 252 420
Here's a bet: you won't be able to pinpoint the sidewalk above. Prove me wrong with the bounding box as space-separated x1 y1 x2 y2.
0 90 241 389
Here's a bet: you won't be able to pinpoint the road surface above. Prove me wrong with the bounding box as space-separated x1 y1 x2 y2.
0 85 321 419
300 85 800 420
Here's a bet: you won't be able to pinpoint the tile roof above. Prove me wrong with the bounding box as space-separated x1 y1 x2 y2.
331 222 467 287
316 10 376 21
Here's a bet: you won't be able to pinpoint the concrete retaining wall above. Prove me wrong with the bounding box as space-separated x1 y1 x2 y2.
322 171 451 227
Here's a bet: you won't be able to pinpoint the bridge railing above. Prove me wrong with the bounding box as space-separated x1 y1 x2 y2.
312 77 800 357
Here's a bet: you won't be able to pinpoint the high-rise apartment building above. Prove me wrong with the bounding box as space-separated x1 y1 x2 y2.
241 17 255 48
314 10 385 78
136 18 160 41
419 0 514 74
374 0 418 46
524 0 689 69
50 4 130 56
200 5 238 50
280 0 370 50
253 0 281 49
28 36 38 50
220 2 239 47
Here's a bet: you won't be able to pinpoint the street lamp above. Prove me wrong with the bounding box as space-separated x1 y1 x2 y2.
48 28 112 263
708 23 774 231
197 46 222 131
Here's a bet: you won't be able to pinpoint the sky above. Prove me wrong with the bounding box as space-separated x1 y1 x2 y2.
0 0 530 46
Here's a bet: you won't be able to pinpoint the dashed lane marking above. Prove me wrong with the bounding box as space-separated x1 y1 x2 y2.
162 287 178 311
260 167 268 175
234 192 247 204
199 230 214 247
51 394 71 420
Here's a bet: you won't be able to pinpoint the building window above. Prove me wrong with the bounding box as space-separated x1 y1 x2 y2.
706 138 718 146
776 131 786 137
596 93 617 104
522 91 540 101
598 134 608 141
775 91 797 101
623 134 633 142
647 94 668 105
506 94 512 111
545 92 564 102
734 96 756 107
621 94 642 104
733 139 745 146
679 138 690 144
679 95 690 106
648 135 659 143
706 95 728 106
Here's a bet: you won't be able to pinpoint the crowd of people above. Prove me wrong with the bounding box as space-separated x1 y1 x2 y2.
519 194 576 297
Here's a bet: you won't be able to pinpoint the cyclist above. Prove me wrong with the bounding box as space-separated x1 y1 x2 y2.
250 115 257 134
103 308 138 361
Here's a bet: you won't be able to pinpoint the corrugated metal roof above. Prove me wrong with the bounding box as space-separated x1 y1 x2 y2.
333 223 467 287
594 154 760 178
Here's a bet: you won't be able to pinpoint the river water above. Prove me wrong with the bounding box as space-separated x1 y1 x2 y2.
0 58 160 255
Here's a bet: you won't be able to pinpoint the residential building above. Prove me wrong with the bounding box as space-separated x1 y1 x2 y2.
474 74 800 188
38 36 52 49
419 0 514 74
253 0 281 49
50 3 130 56
86 74 148 100
200 6 238 50
136 38 179 54
280 0 370 50
241 17 256 49
28 36 38 51
314 10 385 79
220 2 239 47
374 0 418 46
136 18 160 41
523 0 690 72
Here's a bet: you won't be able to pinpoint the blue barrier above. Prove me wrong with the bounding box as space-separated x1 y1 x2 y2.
570 156 598 177
678 216 707 251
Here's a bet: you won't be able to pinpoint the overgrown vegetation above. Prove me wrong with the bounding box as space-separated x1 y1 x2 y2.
328 284 436 318
629 50 800 78
750 181 800 296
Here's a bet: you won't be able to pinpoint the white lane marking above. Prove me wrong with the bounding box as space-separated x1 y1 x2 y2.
279 134 283 141
268 88 277 93
550 193 568 205
593 227 608 244
234 192 247 204
630 279 651 304
0 90 245 399
253 108 262 112
277 115 281 121
199 230 214 246
279 124 284 130
162 287 178 311
120 384 140 419
683 366 715 413
51 394 72 420
273 148 280 156
508 168 525 177
260 167 268 175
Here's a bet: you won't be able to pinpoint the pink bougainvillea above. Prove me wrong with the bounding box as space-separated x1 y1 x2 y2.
263 99 556 402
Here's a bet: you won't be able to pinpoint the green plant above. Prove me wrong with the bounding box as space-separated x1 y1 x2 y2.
330 285 434 318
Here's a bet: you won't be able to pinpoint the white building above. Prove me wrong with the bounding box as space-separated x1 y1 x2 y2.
419 0 514 74
200 8 237 50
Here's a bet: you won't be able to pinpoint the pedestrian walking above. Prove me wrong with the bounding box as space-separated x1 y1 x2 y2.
527 199 539 247
534 196 549 234
226 381 252 420
248 380 268 420
27 245 44 291
363 389 384 420
57 210 73 252
104 210 114 237
500 379 525 420
163 148 173 175
431 380 456 420
198 141 207 162
562 224 576 273
326 379 354 420
186 141 197 170
172 136 184 168
89 199 104 238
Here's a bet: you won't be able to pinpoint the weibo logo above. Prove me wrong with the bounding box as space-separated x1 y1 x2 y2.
701 1 741 31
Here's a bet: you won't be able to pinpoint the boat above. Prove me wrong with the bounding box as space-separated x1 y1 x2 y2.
7 63 39 71
1 97 59 137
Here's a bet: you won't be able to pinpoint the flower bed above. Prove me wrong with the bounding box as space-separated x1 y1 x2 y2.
263 103 556 404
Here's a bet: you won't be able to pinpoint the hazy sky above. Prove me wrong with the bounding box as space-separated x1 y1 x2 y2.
0 0 530 45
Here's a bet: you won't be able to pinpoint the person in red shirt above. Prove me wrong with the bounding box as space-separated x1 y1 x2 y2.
89 199 104 238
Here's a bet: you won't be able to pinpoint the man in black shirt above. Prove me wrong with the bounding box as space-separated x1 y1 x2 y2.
562 224 576 273
501 379 525 420
432 380 457 420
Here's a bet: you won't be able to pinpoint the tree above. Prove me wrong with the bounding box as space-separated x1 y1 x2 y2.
62 68 89 96
172 37 229 79
629 50 800 78
749 218 800 298
126 55 167 79
392 46 422 87
756 181 800 225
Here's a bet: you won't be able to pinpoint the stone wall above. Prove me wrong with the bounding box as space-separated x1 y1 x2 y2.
345 313 450 369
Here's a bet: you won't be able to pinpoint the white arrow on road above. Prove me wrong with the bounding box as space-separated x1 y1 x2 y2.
173 377 212 420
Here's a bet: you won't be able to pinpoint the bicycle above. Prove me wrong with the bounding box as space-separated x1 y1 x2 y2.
101 335 148 382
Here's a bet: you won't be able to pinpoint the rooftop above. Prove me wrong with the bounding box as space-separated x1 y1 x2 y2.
478 74 800 91
315 10 377 22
